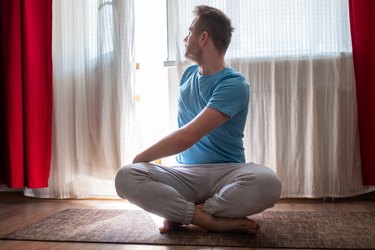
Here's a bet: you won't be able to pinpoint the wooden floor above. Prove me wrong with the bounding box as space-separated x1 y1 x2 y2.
0 192 374 250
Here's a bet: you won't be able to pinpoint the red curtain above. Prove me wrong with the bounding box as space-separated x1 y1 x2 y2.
349 0 375 185
0 0 52 188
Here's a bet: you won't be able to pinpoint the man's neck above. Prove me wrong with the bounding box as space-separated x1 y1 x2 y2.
198 60 226 76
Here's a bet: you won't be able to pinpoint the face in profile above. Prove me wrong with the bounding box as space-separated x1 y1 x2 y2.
183 18 203 62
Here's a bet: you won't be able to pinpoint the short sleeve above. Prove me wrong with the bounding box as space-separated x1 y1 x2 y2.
180 65 198 87
207 76 249 118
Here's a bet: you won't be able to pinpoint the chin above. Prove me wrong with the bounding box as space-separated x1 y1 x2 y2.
184 54 195 63
185 53 201 63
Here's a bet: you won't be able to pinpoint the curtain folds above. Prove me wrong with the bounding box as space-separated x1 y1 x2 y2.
229 55 375 197
349 0 375 185
0 0 53 188
24 0 135 198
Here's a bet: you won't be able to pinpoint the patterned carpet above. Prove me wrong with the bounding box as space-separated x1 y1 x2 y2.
1 208 375 248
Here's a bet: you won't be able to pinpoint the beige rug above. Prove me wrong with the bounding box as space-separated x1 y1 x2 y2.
1 209 375 249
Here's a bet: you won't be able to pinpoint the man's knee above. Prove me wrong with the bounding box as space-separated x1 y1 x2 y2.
206 166 281 217
115 163 152 200
235 166 281 214
115 165 134 199
254 170 282 205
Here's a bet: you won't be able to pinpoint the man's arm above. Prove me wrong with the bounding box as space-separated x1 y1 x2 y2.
132 107 229 163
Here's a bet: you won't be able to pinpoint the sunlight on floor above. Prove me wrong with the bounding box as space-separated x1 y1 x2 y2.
86 199 165 227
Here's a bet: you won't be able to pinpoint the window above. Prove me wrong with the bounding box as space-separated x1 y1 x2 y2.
167 0 352 61
133 0 170 153
87 0 114 59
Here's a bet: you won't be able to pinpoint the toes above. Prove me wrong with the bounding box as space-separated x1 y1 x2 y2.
159 219 182 234
159 226 168 234
247 218 260 230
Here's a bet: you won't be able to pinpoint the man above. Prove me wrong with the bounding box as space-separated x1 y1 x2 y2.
115 5 281 234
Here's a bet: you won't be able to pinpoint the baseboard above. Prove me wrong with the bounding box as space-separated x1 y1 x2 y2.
0 185 23 192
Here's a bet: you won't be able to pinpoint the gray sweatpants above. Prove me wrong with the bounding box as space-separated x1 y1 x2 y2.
115 162 281 225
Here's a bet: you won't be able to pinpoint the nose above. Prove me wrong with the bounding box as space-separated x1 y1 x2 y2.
183 36 188 43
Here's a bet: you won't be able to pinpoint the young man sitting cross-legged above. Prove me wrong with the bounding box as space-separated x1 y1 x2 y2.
115 5 281 234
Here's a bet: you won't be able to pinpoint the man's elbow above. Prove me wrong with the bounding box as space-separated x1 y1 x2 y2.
177 128 199 149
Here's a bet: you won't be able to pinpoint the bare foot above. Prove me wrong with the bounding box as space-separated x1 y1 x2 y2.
159 219 182 234
192 204 260 234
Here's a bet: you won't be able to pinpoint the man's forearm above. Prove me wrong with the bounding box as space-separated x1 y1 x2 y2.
133 107 229 163
132 129 195 163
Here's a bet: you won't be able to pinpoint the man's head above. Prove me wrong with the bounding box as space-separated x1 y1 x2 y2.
184 5 234 62
193 5 234 54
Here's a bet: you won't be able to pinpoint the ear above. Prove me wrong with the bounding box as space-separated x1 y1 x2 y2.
199 31 209 46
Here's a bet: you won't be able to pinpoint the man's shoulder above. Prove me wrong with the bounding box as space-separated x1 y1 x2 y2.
180 64 199 86
222 67 246 80
217 68 249 89
183 64 199 77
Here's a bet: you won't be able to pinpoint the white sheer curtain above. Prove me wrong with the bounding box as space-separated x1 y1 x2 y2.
24 0 135 198
169 0 375 197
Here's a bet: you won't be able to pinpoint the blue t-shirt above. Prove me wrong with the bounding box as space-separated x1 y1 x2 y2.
176 64 249 164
